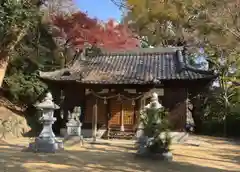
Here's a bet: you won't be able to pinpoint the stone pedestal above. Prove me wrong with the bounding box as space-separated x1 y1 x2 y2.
63 106 84 146
27 92 64 153
66 120 82 136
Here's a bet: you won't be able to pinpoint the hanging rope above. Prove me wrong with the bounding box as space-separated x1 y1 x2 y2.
91 90 143 100
90 90 143 105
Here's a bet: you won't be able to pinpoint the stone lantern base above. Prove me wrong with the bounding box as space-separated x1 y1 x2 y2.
136 150 173 161
135 136 173 161
28 137 64 153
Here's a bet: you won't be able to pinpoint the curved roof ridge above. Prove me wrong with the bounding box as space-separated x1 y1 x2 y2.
39 69 65 79
98 46 184 56
184 64 217 75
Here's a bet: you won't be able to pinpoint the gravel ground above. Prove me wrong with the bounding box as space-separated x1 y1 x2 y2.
0 136 239 172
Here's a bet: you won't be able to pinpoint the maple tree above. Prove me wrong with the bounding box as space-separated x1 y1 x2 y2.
51 11 140 51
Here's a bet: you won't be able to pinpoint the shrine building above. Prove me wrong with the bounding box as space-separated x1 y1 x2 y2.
39 47 217 139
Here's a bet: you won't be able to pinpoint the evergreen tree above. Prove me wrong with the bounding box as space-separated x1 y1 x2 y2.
139 100 171 154
0 0 45 87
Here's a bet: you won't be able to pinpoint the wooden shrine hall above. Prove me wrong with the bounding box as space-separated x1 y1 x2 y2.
39 47 217 139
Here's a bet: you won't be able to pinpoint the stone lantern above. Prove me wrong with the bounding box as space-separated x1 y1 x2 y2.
28 92 64 153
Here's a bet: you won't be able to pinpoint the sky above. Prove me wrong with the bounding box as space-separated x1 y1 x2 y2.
74 0 123 22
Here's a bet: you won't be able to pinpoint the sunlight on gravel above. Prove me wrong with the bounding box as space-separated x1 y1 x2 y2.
0 136 240 172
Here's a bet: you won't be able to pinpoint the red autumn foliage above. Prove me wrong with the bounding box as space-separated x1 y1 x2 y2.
51 12 140 50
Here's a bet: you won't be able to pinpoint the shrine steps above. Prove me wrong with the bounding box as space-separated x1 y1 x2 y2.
107 128 135 140
81 128 135 139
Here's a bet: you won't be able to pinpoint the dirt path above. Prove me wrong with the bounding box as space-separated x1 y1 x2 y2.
0 136 239 172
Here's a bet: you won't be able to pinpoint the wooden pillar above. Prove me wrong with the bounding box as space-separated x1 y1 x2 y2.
106 99 110 139
120 102 124 131
50 85 62 134
92 98 98 141
134 99 140 127
81 88 86 123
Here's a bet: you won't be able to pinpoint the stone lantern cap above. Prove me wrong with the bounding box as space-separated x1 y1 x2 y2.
35 92 60 110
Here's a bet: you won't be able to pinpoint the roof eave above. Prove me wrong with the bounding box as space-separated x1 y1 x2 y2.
100 46 184 55
38 70 64 80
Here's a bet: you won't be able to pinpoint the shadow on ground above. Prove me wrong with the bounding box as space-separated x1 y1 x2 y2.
0 137 240 172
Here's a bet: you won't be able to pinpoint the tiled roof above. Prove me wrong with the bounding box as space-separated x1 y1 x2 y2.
39 47 217 84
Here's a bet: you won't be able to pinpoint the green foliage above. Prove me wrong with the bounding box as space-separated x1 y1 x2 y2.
140 105 171 153
202 84 240 136
0 0 41 52
202 112 240 137
203 47 240 136
3 19 61 106
0 0 39 27
4 57 47 105
0 0 78 106
125 0 240 49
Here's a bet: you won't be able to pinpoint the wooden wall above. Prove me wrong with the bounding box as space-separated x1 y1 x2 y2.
83 96 136 130
84 94 107 128
62 84 85 126
60 85 188 132
162 88 187 131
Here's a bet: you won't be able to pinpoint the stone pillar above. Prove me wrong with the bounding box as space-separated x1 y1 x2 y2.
28 92 63 153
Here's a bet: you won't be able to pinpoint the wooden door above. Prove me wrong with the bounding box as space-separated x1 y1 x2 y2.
109 99 121 127
123 100 134 128
109 99 136 130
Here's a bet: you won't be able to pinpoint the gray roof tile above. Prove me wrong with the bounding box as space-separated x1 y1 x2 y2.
39 47 216 84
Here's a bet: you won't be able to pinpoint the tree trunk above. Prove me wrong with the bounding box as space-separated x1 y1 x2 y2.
0 28 28 87
223 115 227 137
191 96 204 133
0 55 9 87
192 108 203 133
